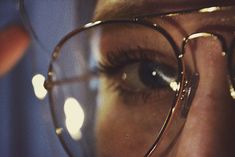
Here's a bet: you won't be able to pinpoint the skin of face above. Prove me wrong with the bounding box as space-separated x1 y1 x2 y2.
92 0 235 157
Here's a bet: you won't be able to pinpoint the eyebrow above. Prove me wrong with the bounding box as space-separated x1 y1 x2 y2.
93 0 235 20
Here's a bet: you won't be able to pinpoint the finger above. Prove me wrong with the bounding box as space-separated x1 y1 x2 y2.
0 25 30 77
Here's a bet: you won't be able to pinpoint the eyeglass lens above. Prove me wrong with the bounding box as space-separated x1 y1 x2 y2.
48 7 235 157
49 22 180 157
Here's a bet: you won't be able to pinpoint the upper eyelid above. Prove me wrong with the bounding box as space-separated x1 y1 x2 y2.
98 48 179 80
99 48 162 68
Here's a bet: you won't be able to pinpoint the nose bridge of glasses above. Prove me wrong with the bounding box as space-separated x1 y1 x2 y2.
180 72 199 118
181 32 233 98
182 32 226 70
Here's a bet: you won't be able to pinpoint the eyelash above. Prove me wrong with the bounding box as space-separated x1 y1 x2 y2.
97 48 174 104
98 48 161 74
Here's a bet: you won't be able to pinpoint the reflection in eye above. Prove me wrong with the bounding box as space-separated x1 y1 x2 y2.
138 61 176 89
98 48 177 103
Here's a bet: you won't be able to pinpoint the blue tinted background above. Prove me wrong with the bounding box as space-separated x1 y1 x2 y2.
0 0 96 156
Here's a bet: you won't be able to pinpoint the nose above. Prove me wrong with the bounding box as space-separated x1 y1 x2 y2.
175 37 235 157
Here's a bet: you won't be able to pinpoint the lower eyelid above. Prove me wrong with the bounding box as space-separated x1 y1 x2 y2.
109 81 173 105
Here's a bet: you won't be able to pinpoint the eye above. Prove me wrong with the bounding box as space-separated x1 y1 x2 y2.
98 49 178 103
119 61 176 92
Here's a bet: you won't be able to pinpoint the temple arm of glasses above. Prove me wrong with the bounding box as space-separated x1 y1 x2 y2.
44 73 96 90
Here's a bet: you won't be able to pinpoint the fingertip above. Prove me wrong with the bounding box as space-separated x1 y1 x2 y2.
0 25 30 77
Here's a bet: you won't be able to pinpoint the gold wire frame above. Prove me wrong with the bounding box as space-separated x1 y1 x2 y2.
44 5 235 157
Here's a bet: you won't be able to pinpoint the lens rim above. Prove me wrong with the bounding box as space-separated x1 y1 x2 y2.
45 5 235 157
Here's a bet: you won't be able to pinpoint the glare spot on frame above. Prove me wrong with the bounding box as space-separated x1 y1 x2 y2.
56 128 63 135
84 21 102 28
170 81 180 92
230 85 235 99
199 7 220 13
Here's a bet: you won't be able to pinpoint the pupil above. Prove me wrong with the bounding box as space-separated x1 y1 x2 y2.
138 61 170 89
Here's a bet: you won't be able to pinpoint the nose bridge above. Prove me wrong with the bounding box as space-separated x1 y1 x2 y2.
174 34 235 157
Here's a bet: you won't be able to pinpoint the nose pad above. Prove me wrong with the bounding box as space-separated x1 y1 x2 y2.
180 73 199 118
228 38 235 99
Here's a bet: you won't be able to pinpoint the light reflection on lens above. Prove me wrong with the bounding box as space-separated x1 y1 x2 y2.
64 97 85 140
170 81 180 91
32 74 47 100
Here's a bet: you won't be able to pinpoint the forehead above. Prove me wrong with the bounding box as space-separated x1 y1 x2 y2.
94 0 235 20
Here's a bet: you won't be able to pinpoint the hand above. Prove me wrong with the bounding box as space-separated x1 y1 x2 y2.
0 25 30 77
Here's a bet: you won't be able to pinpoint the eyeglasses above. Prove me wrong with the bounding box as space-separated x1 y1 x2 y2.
44 5 235 157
